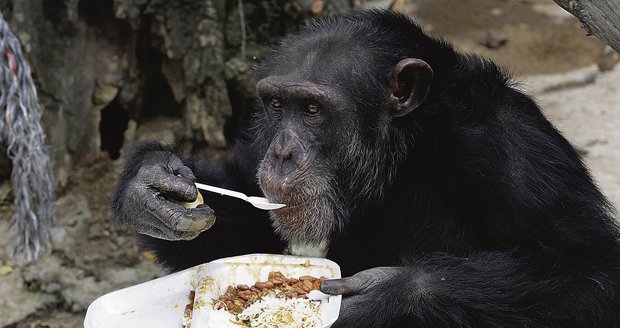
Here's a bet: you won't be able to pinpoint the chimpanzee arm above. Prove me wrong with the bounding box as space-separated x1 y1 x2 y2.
326 249 618 327
325 87 620 327
113 141 284 272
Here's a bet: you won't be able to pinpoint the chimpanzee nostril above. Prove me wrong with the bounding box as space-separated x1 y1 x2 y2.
268 130 304 175
275 144 294 165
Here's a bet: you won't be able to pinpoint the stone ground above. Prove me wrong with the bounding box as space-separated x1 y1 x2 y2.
1 1 619 327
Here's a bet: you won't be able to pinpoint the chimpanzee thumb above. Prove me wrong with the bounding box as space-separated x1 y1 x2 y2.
321 267 404 296
321 276 367 295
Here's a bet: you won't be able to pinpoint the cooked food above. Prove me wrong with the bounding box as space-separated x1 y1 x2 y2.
176 191 204 209
212 271 327 327
182 290 196 328
230 296 322 327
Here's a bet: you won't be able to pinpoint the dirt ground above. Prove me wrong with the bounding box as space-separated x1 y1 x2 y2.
1 1 619 327
408 0 618 74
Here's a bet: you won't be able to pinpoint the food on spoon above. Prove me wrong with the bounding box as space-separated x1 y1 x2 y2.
175 191 204 209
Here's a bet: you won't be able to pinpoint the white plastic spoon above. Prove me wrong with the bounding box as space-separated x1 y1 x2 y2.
194 182 286 210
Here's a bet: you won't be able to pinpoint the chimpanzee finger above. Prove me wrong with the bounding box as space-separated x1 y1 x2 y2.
321 267 402 296
138 165 198 202
167 155 197 182
175 165 196 183
135 219 206 241
157 201 216 234
183 205 216 231
132 189 215 235
320 276 368 296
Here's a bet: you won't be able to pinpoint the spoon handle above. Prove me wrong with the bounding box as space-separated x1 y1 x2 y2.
194 182 249 202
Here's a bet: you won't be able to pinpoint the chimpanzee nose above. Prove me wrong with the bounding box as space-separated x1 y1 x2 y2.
274 142 293 162
270 130 303 175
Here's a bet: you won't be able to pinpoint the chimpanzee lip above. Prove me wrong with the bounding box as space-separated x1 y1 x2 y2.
271 198 315 214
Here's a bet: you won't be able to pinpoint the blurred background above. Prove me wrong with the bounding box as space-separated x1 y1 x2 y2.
0 0 618 326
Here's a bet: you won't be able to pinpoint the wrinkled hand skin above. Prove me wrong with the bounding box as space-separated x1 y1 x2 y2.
321 267 409 328
112 142 216 241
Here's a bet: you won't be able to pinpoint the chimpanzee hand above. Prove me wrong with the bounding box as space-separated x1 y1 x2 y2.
112 145 216 241
321 267 409 328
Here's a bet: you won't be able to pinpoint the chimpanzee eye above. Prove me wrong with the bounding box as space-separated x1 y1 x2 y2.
305 103 320 116
270 97 282 109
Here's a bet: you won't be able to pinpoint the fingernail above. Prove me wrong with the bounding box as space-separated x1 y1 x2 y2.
320 281 332 293
176 219 193 231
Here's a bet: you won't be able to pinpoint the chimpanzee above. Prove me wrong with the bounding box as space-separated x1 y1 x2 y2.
112 10 620 327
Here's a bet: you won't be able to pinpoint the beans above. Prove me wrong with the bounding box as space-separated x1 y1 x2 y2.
302 279 313 291
271 278 286 285
254 281 274 289
213 271 324 314
183 290 195 320
238 291 253 301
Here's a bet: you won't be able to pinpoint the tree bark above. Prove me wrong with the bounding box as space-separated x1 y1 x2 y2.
0 0 357 189
552 0 620 53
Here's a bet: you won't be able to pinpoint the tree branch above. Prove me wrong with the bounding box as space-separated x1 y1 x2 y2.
552 0 620 53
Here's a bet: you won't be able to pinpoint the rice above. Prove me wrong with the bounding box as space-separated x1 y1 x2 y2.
211 296 323 328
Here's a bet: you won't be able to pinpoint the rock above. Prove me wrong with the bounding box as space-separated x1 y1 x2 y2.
23 256 110 312
0 265 13 276
531 2 573 22
0 146 10 181
14 311 85 328
0 181 11 204
0 269 57 327
3 0 357 185
524 64 601 95
22 254 161 312
99 262 162 287
63 276 113 312
50 225 68 246
52 195 92 250
92 84 120 107
479 31 508 49
135 117 182 145
8 1 131 188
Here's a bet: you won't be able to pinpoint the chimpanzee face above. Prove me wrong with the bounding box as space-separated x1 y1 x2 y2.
253 33 433 253
255 75 350 250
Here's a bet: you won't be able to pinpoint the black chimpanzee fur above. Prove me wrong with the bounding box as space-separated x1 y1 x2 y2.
114 10 620 327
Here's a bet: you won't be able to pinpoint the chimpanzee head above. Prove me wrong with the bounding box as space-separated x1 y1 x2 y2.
253 11 435 253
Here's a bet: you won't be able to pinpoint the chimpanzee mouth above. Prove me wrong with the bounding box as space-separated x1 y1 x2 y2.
271 199 313 215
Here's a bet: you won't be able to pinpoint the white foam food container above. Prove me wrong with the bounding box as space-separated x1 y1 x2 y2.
84 254 342 328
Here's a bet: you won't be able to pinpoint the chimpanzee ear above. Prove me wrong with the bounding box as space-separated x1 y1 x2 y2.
388 58 433 117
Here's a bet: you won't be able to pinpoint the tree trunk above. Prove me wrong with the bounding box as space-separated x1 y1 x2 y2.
552 0 620 53
0 0 357 189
